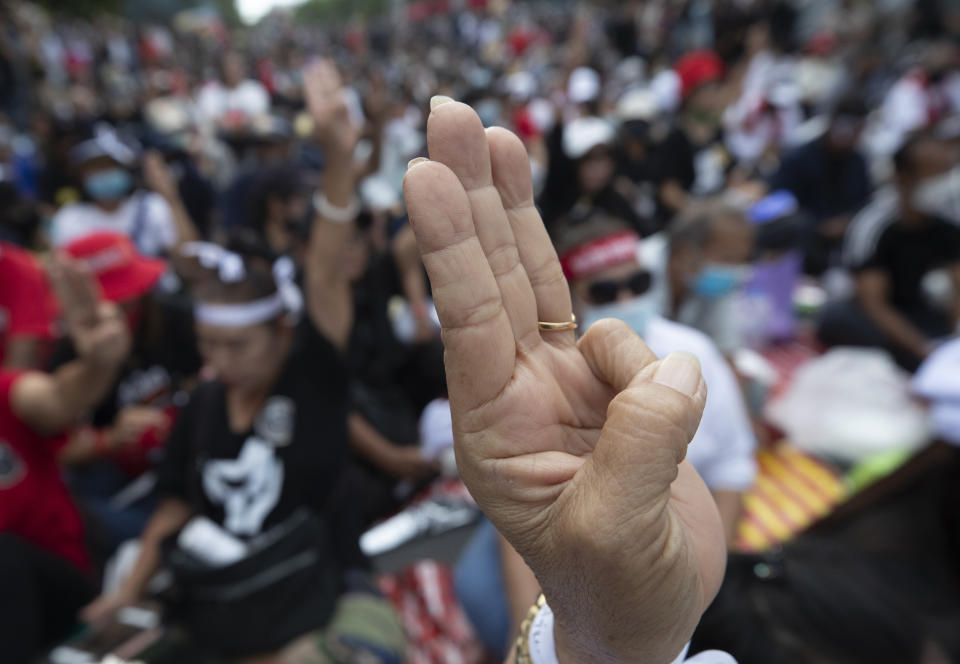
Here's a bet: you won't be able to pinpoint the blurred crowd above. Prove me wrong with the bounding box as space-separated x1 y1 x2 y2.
2 0 960 662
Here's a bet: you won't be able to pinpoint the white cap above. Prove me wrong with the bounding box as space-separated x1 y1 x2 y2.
360 175 400 212
617 87 659 122
650 69 682 113
562 117 615 159
504 70 537 102
568 67 601 104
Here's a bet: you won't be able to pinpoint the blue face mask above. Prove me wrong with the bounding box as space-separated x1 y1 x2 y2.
691 263 751 299
84 168 132 201
580 293 659 336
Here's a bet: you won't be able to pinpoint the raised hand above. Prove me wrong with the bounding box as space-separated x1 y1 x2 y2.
403 100 726 664
302 58 359 157
48 254 130 368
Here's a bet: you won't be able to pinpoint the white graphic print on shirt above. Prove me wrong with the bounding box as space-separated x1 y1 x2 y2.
202 436 284 536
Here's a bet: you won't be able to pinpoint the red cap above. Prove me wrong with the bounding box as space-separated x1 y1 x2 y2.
64 232 166 303
674 50 724 99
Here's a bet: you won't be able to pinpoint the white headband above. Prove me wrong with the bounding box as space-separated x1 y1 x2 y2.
184 242 304 328
194 292 288 327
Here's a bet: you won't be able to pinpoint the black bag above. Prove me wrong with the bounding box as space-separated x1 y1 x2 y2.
162 508 340 657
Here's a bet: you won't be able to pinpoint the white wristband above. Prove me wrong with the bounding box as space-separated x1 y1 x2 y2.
528 598 557 664
313 191 359 223
531 599 725 664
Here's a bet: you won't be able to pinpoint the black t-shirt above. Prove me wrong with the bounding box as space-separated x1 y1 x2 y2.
857 216 960 310
155 320 350 540
654 125 730 199
768 138 871 224
50 292 201 427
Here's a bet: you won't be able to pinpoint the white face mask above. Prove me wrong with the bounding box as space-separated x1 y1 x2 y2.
913 166 960 217
580 292 660 336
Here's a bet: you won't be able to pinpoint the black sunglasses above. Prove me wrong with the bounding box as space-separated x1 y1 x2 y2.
586 270 652 305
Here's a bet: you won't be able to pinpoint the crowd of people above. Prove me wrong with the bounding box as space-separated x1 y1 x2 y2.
1 0 959 662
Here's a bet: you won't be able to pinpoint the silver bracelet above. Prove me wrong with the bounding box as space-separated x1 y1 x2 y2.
313 191 359 224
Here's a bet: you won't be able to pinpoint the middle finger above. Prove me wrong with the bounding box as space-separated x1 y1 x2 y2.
426 98 541 351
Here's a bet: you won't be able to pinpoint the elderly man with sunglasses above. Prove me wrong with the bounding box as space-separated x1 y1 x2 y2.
556 213 757 546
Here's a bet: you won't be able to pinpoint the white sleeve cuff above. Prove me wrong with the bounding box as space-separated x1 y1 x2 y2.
530 600 737 664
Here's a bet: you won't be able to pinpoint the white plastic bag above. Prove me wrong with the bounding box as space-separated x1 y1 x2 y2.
766 348 930 463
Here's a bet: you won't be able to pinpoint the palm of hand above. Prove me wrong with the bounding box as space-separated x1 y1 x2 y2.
404 100 726 662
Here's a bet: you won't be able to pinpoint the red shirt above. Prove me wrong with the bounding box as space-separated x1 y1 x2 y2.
0 243 55 366
0 371 89 570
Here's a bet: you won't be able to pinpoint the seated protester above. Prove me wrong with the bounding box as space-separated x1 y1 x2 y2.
819 135 960 372
194 50 270 132
768 94 872 275
346 214 446 524
656 51 733 219
49 232 201 547
50 128 199 257
661 200 756 356
614 88 672 232
538 115 652 236
0 240 55 368
82 60 405 663
242 162 313 261
558 215 757 541
0 256 131 662
456 214 756 658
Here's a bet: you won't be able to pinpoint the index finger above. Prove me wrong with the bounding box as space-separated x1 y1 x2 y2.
403 160 515 413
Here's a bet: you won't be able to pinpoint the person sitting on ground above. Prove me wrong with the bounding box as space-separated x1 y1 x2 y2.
819 134 960 371
0 256 131 662
405 96 729 664
50 232 201 548
661 199 756 355
768 93 872 275
50 130 199 257
81 60 406 663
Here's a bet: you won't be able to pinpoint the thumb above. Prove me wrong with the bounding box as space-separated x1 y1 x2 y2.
577 319 707 517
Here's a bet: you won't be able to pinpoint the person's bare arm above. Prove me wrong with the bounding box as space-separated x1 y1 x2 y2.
856 268 931 359
11 258 130 437
392 224 435 342
302 59 359 352
711 489 744 547
348 412 436 479
949 263 960 327
143 150 200 248
659 179 689 215
82 498 193 622
3 337 43 369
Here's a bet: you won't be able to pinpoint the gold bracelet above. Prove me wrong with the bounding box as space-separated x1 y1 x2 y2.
515 593 547 664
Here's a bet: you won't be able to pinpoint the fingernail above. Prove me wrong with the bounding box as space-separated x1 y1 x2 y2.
407 157 429 170
653 352 701 396
430 95 454 110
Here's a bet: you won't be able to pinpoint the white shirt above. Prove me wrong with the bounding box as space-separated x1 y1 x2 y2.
195 79 270 127
51 191 178 257
644 316 758 491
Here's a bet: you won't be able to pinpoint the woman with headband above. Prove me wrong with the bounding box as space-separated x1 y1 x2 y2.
81 60 406 662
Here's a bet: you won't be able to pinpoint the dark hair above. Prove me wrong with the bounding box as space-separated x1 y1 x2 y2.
892 133 937 176
831 92 870 120
690 539 929 664
552 209 633 257
244 164 308 234
188 244 279 308
667 199 747 253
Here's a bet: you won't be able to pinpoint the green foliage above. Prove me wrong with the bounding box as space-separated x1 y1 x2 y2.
294 0 390 24
34 0 123 17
